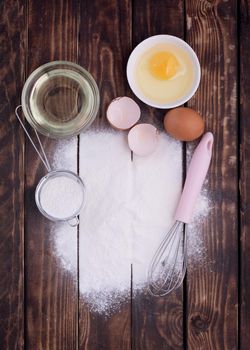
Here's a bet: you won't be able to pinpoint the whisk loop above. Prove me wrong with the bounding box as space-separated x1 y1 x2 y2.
148 221 187 296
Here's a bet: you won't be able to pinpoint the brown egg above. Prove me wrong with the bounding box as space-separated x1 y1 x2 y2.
164 107 205 141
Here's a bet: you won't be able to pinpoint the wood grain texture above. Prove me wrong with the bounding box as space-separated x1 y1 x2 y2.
0 1 26 349
132 1 185 349
185 1 238 349
240 1 250 348
1 0 250 348
78 1 132 349
25 1 79 349
79 0 132 125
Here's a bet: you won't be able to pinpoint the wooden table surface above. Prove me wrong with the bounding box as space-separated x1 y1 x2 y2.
1 0 249 349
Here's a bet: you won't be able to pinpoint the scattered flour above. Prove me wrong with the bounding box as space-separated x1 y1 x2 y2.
52 130 211 315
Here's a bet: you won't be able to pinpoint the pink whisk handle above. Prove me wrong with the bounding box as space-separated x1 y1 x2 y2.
174 132 214 224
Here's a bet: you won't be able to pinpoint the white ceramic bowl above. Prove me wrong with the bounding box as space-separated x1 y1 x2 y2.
126 35 201 109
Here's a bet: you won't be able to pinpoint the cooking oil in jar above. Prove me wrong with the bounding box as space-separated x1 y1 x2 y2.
22 62 100 138
29 69 94 129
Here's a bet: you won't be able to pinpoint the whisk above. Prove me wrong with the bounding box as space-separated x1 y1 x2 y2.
148 132 214 296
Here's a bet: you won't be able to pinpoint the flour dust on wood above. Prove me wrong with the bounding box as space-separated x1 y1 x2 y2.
51 131 211 315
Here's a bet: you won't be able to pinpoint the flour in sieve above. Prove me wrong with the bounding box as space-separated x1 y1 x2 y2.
40 175 84 219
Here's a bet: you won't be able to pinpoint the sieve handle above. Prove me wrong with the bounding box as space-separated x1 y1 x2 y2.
67 216 79 227
174 132 213 224
15 105 51 172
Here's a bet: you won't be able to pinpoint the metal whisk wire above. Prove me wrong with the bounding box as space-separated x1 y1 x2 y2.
148 221 187 296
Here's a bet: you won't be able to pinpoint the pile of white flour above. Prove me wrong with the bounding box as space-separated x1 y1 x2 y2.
52 130 210 314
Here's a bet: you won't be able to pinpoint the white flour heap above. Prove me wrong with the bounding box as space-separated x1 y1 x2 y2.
52 130 210 314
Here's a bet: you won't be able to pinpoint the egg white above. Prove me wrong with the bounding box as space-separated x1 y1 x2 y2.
135 43 194 104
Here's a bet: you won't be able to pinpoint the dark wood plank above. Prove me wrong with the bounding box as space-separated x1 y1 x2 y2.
185 1 238 349
131 1 185 349
25 1 79 349
78 0 132 349
240 1 250 348
0 1 26 349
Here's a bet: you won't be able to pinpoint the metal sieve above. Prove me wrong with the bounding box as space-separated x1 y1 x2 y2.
15 106 84 226
35 170 85 226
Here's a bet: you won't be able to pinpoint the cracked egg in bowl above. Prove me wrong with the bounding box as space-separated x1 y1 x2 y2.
127 35 200 109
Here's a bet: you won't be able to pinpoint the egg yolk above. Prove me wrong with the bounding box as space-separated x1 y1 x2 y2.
149 51 180 80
